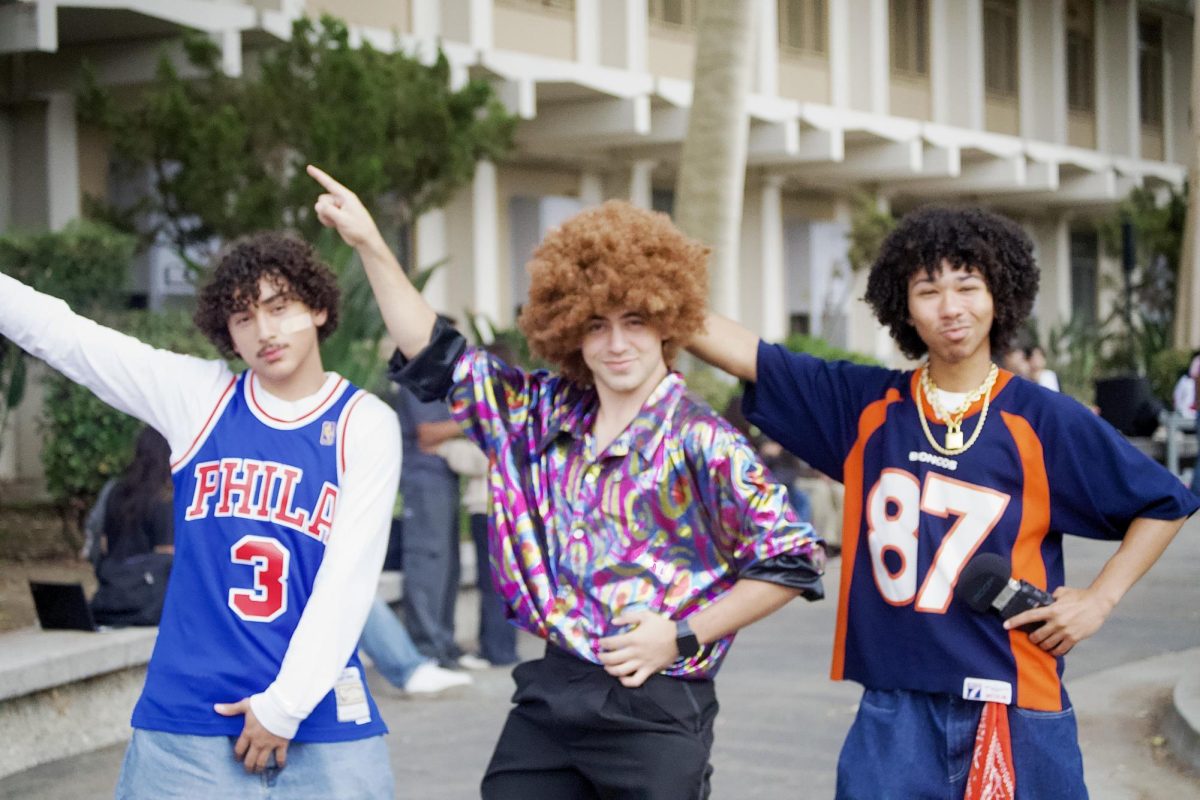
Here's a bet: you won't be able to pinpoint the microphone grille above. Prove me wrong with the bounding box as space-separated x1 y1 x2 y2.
955 552 1011 613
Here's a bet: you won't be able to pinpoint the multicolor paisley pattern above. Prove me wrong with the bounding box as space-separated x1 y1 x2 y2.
449 348 822 679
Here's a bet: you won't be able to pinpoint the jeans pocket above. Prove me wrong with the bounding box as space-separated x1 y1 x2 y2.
1011 705 1076 721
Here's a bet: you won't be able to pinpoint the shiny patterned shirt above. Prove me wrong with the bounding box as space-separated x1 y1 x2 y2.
448 348 823 679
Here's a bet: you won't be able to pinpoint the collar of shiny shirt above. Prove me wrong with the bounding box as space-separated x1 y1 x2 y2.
533 371 687 460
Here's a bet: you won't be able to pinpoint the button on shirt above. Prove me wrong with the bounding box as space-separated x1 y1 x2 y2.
448 348 822 679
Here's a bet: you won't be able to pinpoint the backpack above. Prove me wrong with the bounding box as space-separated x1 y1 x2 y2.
90 551 173 627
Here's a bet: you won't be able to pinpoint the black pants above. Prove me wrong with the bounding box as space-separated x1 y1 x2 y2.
481 645 719 800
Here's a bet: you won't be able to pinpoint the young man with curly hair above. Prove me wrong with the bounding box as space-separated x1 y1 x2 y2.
689 206 1198 799
0 233 399 798
307 165 825 799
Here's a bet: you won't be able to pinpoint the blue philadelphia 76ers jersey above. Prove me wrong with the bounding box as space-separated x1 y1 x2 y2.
746 343 1198 711
131 372 387 741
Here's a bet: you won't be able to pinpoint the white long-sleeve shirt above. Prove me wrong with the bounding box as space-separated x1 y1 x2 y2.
0 271 399 738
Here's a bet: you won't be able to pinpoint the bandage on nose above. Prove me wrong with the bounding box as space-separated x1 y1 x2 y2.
279 313 315 335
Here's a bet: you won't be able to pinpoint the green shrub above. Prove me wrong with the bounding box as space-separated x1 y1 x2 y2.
40 310 220 532
0 221 137 459
781 333 882 366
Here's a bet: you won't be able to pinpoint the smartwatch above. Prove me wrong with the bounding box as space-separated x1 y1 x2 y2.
675 619 701 659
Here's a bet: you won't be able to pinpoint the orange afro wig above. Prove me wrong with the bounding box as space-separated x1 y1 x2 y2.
517 200 710 385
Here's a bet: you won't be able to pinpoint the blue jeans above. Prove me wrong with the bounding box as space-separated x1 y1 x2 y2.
359 596 432 688
470 513 518 665
836 688 1087 800
115 728 393 799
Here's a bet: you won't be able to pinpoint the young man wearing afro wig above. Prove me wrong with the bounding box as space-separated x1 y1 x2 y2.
689 206 1198 799
308 164 825 799
0 233 400 796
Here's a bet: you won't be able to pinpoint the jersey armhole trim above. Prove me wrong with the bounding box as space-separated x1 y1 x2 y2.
170 375 239 473
337 390 369 480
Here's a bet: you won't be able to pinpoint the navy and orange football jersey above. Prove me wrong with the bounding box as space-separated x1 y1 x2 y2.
132 372 388 741
746 343 1198 711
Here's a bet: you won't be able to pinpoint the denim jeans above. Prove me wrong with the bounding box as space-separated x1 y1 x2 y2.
359 595 432 688
836 688 1088 800
114 728 393 799
470 513 518 665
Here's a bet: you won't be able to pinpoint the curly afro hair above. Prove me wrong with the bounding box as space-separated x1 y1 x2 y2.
517 200 710 386
194 232 340 358
864 206 1039 360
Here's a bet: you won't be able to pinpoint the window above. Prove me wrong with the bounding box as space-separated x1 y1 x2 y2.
890 0 928 76
983 0 1018 97
1069 231 1098 327
649 0 696 30
1138 15 1164 127
778 0 826 55
1066 0 1094 112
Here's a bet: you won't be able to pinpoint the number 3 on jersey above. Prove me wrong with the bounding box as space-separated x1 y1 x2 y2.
228 535 290 622
866 469 1009 612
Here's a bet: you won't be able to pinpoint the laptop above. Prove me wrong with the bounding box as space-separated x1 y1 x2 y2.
28 581 100 632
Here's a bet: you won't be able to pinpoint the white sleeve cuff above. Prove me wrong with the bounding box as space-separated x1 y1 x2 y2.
249 689 304 740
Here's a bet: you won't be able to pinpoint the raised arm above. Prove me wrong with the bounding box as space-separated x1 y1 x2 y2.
0 271 232 456
687 313 762 383
308 164 437 358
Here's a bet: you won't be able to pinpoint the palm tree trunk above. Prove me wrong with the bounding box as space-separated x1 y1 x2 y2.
672 0 757 319
1174 7 1200 349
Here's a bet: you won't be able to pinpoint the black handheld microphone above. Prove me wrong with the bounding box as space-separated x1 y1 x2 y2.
955 553 1054 633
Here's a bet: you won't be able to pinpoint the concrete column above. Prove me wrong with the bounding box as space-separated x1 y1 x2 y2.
44 93 80 230
846 0 889 114
628 159 655 209
442 0 493 49
578 171 603 207
471 160 500 320
1018 0 1066 143
931 0 983 129
1030 215 1071 342
598 0 648 73
416 208 449 313
759 175 786 342
411 0 441 38
1163 15 1192 164
575 0 600 66
755 0 778 97
1094 0 1139 157
828 0 851 107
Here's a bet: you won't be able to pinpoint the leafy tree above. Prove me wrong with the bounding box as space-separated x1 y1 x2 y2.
1096 186 1187 376
79 14 516 270
78 14 516 384
846 192 897 273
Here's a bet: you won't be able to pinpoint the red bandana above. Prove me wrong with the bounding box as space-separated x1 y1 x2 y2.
964 701 1016 800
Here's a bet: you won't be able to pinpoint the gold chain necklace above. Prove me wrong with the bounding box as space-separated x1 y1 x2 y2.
917 362 999 455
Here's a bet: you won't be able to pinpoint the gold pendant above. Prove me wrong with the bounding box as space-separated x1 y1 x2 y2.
945 429 964 450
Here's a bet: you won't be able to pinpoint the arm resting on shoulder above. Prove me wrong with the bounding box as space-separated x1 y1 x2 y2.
687 313 761 383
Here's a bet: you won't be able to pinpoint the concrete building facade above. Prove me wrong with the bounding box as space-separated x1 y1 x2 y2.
0 0 1193 483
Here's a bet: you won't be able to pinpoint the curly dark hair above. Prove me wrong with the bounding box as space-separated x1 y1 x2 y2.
864 206 1039 360
194 232 340 358
517 200 709 385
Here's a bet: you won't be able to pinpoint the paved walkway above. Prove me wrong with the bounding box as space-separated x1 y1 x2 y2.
3 526 1199 798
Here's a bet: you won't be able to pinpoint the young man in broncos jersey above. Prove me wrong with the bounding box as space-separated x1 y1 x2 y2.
0 233 398 798
689 206 1197 799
